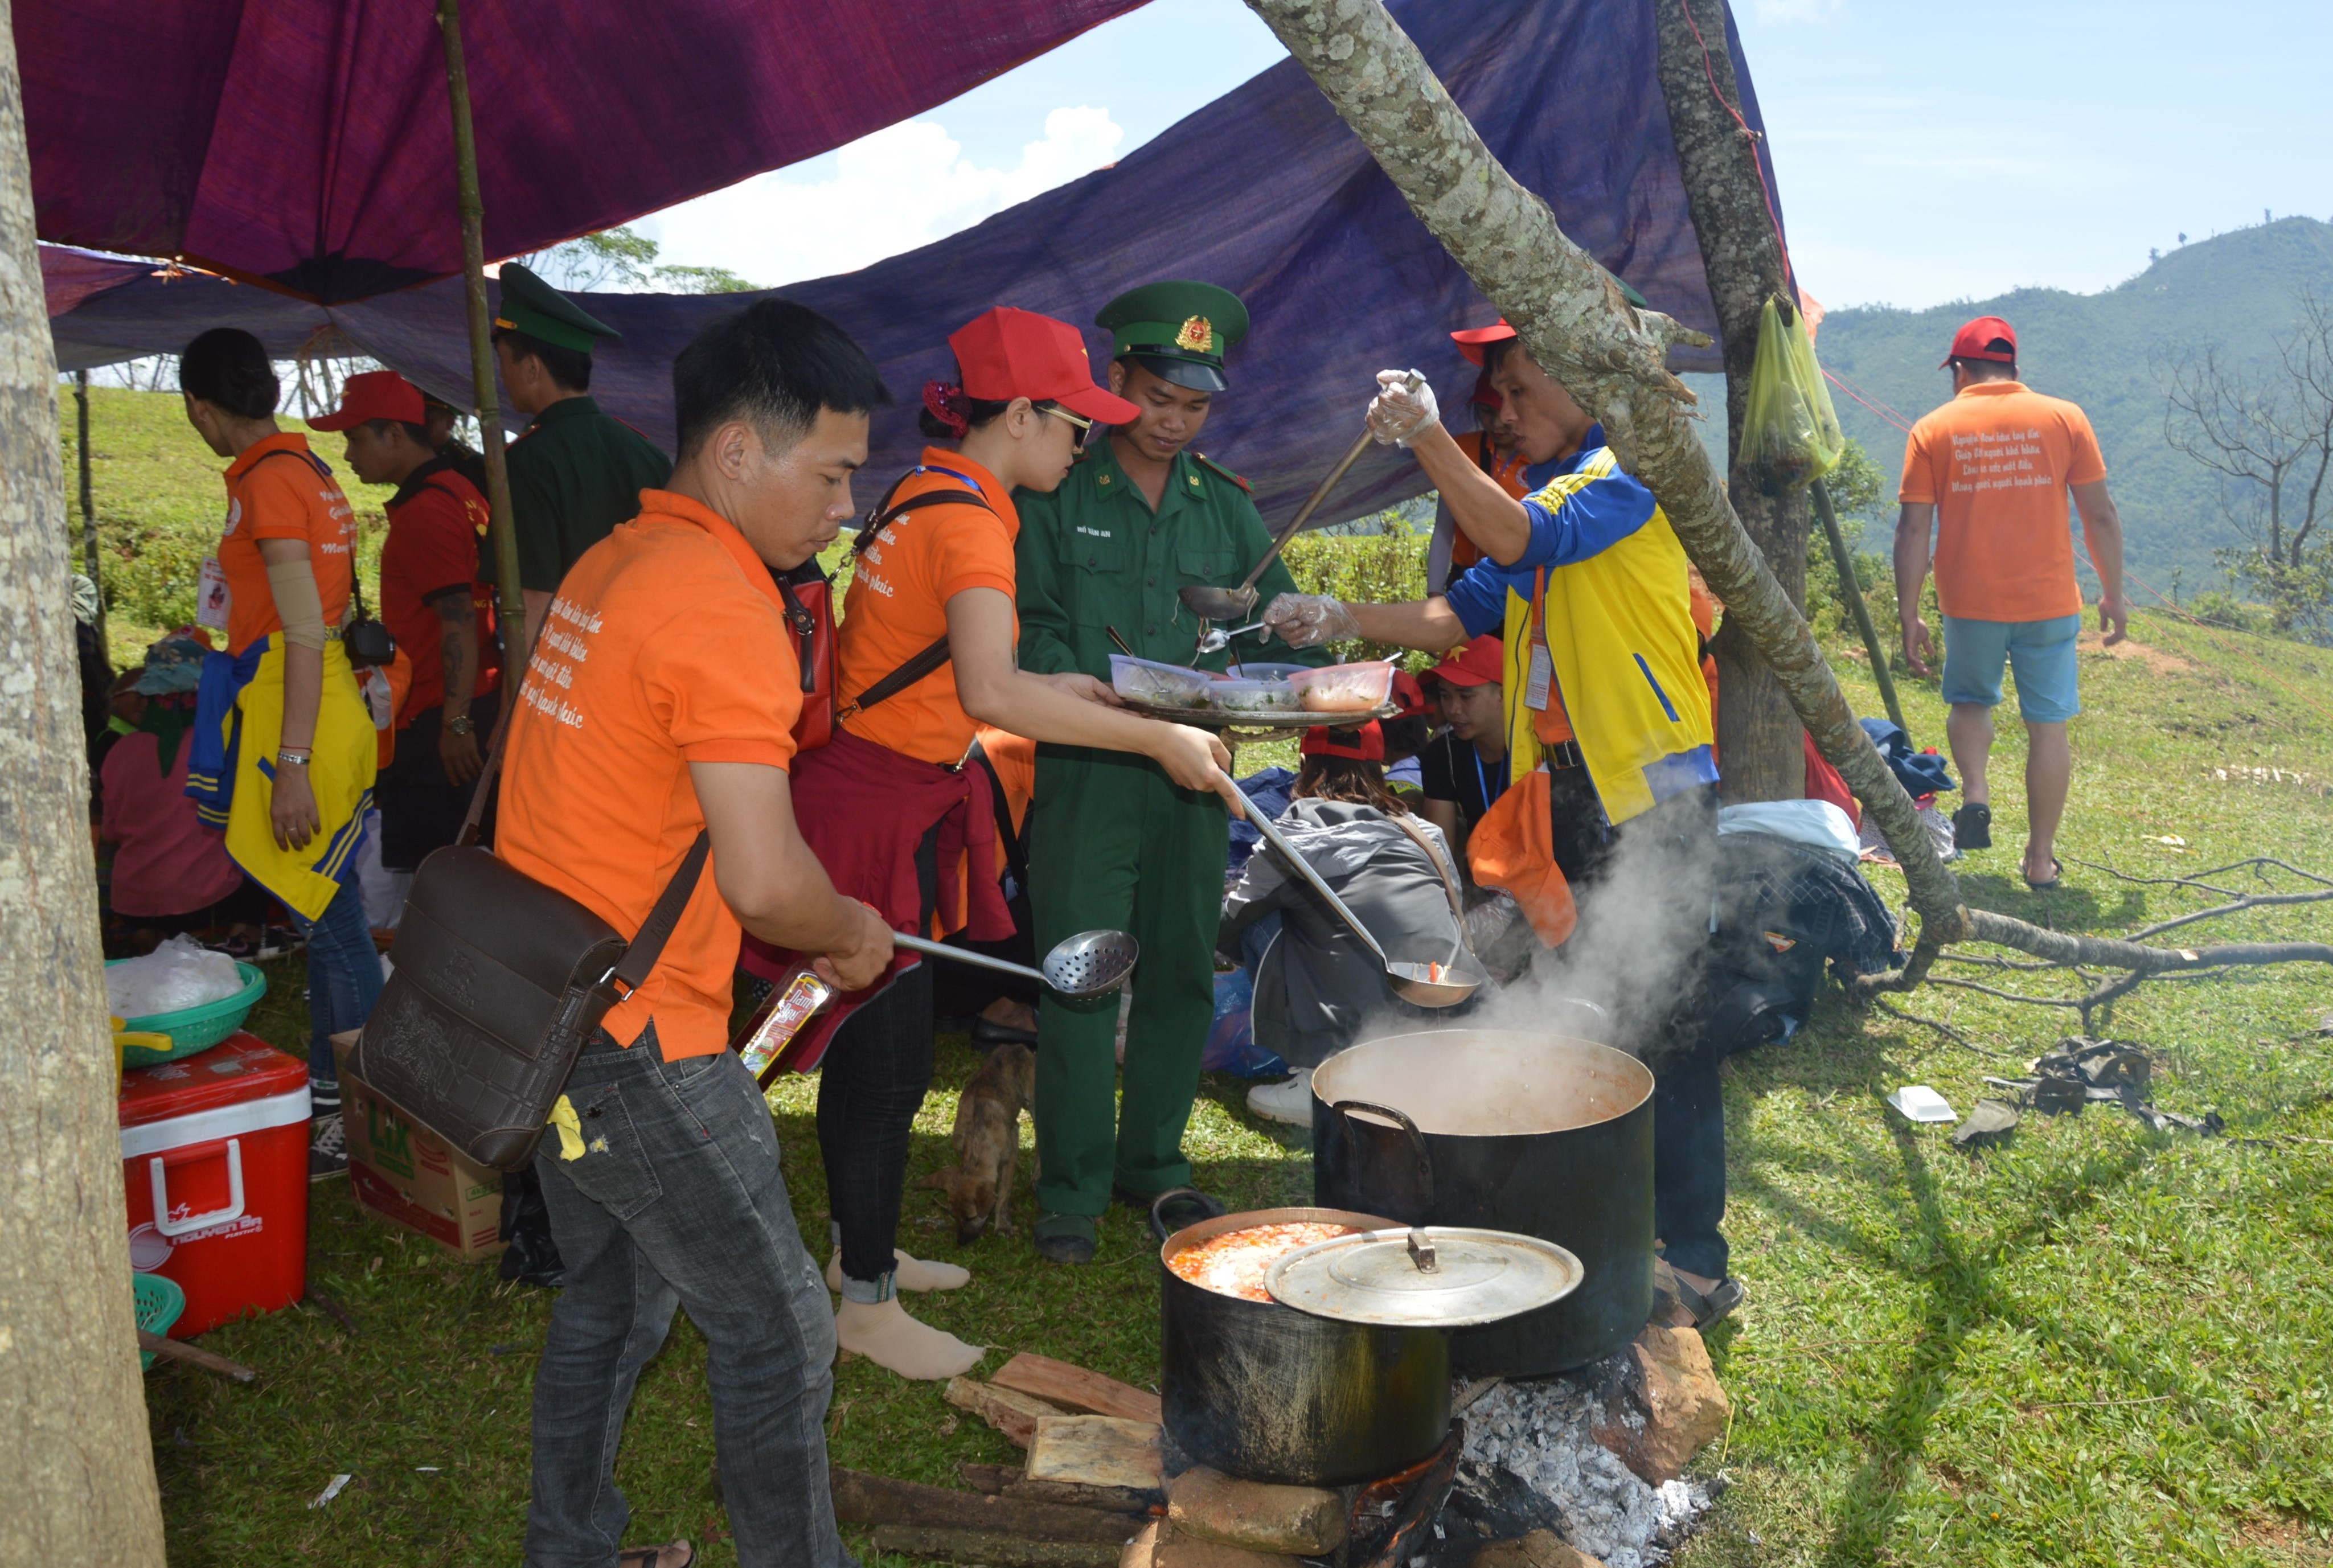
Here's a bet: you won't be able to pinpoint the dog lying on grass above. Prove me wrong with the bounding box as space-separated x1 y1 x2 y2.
919 1042 1035 1243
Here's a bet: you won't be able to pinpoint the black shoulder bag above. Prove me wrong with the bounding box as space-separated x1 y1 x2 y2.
350 832 711 1170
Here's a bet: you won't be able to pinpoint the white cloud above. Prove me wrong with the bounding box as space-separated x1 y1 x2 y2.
651 106 1125 288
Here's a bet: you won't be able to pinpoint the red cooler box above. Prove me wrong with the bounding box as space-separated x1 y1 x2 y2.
119 1032 311 1336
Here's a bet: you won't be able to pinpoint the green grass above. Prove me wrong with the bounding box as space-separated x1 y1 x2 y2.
95 372 2330 1567
142 607 2333 1566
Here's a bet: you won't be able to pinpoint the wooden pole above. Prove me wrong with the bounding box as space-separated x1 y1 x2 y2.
1810 477 1905 733
73 367 104 653
0 0 170 1550
435 0 525 654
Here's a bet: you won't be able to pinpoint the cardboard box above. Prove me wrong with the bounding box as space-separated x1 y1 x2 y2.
331 1032 506 1261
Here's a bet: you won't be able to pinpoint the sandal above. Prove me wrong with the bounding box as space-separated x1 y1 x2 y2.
617 1543 694 1568
2023 856 2064 890
1032 1211 1097 1265
1663 1265 1745 1331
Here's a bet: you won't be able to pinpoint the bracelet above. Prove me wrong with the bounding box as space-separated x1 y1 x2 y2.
276 749 312 767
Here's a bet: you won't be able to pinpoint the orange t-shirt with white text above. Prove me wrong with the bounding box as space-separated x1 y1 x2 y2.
495 490 802 1060
218 433 356 655
1898 381 2107 622
837 449 1019 765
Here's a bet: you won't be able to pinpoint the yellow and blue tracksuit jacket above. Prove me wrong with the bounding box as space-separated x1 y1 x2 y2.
1442 425 1717 826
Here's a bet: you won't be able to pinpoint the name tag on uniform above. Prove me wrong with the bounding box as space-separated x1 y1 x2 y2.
195 557 231 631
1524 641 1553 712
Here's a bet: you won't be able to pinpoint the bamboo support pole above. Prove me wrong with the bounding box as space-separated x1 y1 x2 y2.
434 0 524 655
1810 477 1905 733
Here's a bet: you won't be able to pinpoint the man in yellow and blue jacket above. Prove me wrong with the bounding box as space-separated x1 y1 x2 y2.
1262 324 1741 1330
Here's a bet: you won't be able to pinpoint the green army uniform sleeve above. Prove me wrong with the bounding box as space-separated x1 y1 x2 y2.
1013 481 1079 676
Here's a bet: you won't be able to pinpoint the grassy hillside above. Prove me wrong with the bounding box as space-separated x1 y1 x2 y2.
1811 217 2333 596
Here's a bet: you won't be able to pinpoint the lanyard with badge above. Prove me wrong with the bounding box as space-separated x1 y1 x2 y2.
1522 566 1554 713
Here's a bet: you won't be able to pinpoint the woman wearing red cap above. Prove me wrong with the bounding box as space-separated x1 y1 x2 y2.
1219 720 1474 1124
755 307 1232 1379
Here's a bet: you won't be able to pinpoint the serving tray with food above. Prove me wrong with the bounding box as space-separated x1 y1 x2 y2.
1108 654 1397 728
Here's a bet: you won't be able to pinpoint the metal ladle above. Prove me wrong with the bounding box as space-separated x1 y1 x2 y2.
1192 619 1272 655
1215 782 1485 1008
893 927 1137 1000
1179 372 1425 626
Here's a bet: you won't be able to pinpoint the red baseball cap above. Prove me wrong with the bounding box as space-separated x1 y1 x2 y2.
1421 634 1503 690
1469 370 1503 411
1299 719 1385 761
1940 315 2018 368
1389 671 1429 718
1451 320 1517 367
310 370 429 430
949 307 1139 425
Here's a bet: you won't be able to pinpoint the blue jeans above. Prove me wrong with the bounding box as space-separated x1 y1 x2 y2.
292 873 382 1095
527 1027 851 1568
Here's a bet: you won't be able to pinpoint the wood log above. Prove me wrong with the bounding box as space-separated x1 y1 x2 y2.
961 1461 1026 1495
137 1331 255 1384
946 1375 1068 1447
830 1468 1138 1544
1026 1416 1165 1495
867 1525 1125 1566
1006 1478 1163 1516
992 1352 1165 1424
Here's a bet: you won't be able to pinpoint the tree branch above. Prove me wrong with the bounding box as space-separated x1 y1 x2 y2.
1243 0 1971 939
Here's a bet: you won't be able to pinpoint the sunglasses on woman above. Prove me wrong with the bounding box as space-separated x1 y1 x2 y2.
1040 403 1093 451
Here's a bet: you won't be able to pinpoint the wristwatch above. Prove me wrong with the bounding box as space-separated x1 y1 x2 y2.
275 749 311 767
444 714 475 736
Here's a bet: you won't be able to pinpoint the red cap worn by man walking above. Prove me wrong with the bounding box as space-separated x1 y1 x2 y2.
1893 315 2129 889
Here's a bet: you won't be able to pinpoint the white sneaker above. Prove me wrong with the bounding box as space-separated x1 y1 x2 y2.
1245 1069 1314 1126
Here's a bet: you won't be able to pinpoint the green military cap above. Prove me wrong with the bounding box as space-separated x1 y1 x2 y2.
1096 280 1249 393
494 262 621 355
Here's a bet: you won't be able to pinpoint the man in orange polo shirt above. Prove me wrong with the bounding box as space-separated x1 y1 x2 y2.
1895 316 2128 888
495 299 894 1568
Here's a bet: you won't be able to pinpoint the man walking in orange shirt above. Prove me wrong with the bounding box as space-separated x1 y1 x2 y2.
1895 316 2129 888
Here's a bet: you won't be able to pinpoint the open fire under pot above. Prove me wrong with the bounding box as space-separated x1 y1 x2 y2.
1309 1021 1657 1378
1155 1204 1582 1491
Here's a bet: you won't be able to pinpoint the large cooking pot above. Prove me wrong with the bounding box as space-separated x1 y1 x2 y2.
1158 1205 1450 1486
1310 1025 1654 1376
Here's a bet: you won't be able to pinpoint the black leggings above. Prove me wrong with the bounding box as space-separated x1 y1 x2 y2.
817 959 937 1286
817 824 941 1288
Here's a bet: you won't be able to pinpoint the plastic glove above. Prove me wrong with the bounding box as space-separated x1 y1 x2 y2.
1366 369 1440 448
1260 593 1360 650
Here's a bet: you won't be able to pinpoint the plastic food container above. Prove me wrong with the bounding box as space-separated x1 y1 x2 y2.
1110 654 1216 708
1289 660 1396 715
109 959 268 1065
1212 678 1305 713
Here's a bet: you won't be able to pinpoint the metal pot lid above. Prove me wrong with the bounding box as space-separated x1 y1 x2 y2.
1264 1226 1584 1329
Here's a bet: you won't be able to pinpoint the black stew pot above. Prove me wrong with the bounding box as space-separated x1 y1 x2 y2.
1158 1205 1450 1486
1311 1024 1654 1376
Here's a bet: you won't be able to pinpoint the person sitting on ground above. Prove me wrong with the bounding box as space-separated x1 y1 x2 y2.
1893 314 2127 889
1221 720 1472 1126
100 634 277 953
750 305 1229 1377
1414 634 1508 867
313 371 502 875
494 297 896 1568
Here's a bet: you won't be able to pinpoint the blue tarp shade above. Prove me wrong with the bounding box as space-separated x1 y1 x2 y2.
47 0 1780 531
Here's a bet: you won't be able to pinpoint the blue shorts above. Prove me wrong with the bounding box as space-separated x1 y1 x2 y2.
1940 613 2081 723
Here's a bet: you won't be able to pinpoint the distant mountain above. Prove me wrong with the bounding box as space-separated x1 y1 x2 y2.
1800 217 2333 600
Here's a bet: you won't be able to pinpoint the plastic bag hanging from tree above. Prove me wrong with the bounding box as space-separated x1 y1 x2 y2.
1741 296 1844 495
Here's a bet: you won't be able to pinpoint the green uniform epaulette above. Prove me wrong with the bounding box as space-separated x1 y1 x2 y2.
1191 451 1250 492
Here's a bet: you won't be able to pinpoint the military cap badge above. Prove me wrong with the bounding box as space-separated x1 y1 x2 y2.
1175 316 1213 352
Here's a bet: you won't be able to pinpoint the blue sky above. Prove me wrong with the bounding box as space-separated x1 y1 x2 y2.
642 0 2333 310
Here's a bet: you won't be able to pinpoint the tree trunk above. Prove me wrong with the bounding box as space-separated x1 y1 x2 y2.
1652 0 1806 803
0 0 170 1554
1239 0 1971 947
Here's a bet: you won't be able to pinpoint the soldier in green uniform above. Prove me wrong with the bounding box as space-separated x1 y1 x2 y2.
1015 281 1329 1263
490 263 673 631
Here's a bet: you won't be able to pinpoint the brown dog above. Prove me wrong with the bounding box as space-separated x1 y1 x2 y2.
918 1043 1035 1242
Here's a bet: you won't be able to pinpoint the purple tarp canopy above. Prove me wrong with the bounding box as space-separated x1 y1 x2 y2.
18 0 1146 302
47 0 1778 528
